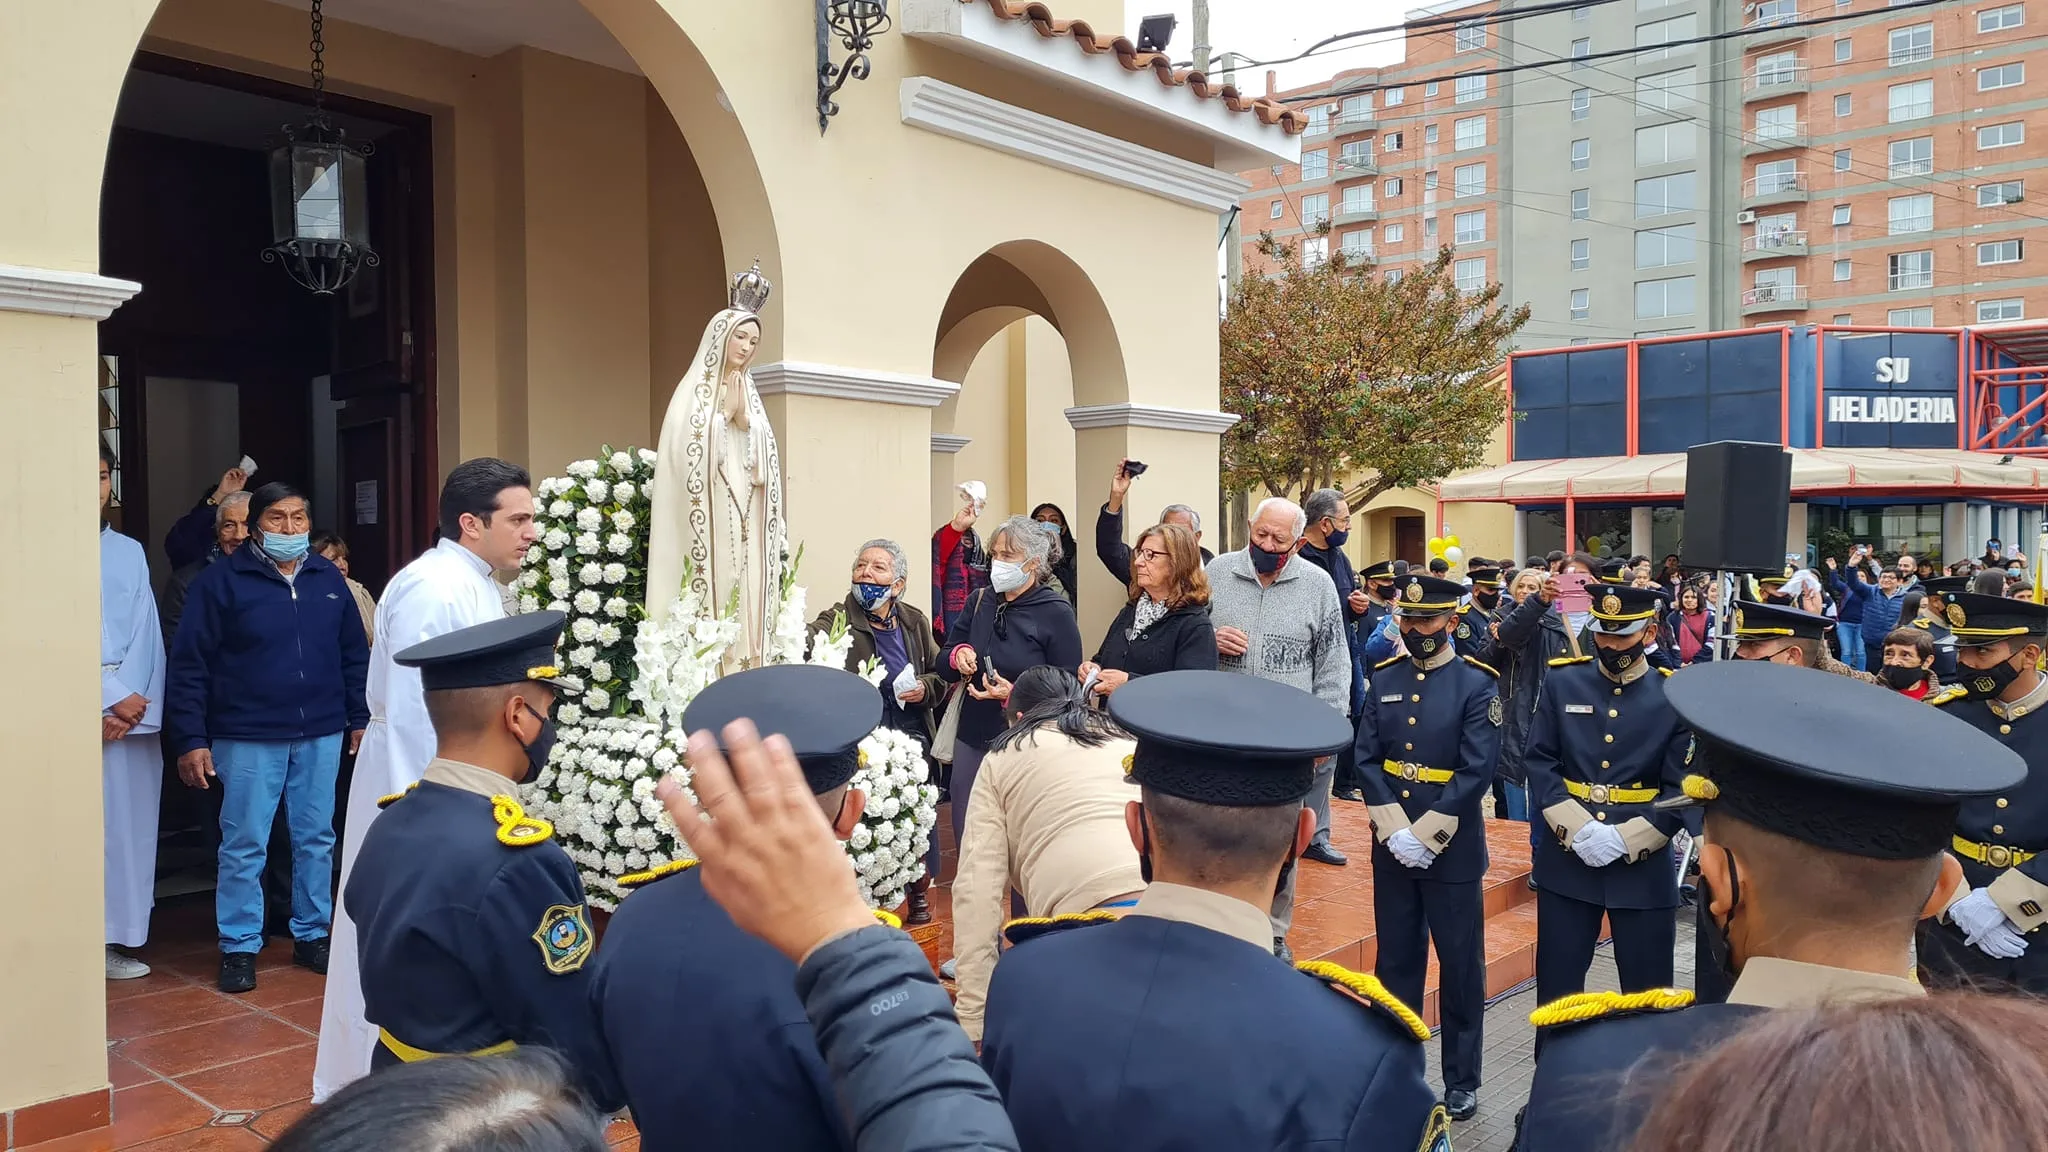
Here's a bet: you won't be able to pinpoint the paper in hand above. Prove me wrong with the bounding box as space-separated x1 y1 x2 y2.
238 455 258 478
892 661 919 703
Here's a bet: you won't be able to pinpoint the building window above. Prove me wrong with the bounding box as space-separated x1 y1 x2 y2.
1637 67 1699 112
1635 172 1695 217
1455 73 1487 103
1636 223 1698 268
1384 178 1403 197
1454 210 1487 244
1635 121 1697 165
1386 223 1406 242
1570 288 1592 320
1834 37 1853 62
1634 276 1696 319
1834 259 1853 280
1889 306 1934 325
1571 237 1591 270
1887 193 1933 233
1756 51 1803 86
1571 138 1591 170
1981 239 2024 264
1425 216 1439 241
1270 200 1285 219
1980 62 2025 90
1303 236 1329 268
1454 257 1487 292
1341 230 1373 258
1425 81 1440 98
1341 185 1375 215
1888 23 1934 65
1340 141 1373 172
1754 158 1801 195
1833 204 1853 225
1303 150 1329 180
1980 297 2025 322
1302 193 1330 226
1454 163 1486 197
1424 124 1440 146
1635 13 1696 61
1305 106 1330 136
1570 38 1592 66
1888 250 1934 291
1384 132 1404 151
1979 4 2025 32
1424 170 1440 191
1888 80 1933 122
1572 188 1591 219
1835 93 1853 117
1888 137 1933 176
1455 116 1488 150
1979 121 2026 149
1571 88 1591 120
1980 181 2025 206
1341 95 1373 124
1455 18 1487 51
1835 149 1852 171
1384 87 1406 106
1835 314 1855 324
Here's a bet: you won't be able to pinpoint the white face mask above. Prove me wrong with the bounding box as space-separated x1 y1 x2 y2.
990 559 1031 593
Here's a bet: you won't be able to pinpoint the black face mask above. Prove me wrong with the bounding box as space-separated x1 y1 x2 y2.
519 702 557 785
1407 629 1447 659
1597 641 1645 677
1372 582 1396 601
1250 544 1290 574
1473 589 1500 609
1961 657 2021 700
1880 664 1926 691
1698 847 1742 984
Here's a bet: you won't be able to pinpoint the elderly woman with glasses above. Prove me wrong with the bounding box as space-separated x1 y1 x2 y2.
1077 522 1216 698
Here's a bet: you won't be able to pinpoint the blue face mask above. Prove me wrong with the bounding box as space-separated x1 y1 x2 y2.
1325 528 1351 548
1037 520 1061 536
261 531 311 563
854 581 898 612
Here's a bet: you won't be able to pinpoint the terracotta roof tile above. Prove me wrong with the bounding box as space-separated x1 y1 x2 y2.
960 0 1307 135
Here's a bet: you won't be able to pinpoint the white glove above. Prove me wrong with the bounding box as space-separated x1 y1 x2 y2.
1570 821 1628 868
1388 828 1437 869
1951 888 2031 959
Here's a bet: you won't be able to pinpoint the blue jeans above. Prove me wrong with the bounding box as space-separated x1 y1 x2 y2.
1502 782 1530 821
214 734 342 953
1838 622 1865 670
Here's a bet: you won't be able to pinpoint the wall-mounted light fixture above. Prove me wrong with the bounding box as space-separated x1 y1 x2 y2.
816 0 892 135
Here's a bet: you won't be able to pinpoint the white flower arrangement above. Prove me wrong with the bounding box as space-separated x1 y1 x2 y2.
520 446 941 911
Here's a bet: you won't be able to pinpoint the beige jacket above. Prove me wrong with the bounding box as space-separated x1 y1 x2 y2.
952 730 1146 1041
345 578 377 648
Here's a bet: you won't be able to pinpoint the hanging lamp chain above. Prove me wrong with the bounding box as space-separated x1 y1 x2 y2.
309 0 326 113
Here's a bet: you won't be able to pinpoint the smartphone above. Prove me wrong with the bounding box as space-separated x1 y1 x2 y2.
1555 571 1595 616
1121 460 1149 478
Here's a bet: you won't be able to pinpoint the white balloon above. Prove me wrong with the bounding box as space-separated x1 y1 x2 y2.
1444 546 1465 566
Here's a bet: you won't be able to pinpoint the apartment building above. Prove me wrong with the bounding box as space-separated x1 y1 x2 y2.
1237 0 2048 346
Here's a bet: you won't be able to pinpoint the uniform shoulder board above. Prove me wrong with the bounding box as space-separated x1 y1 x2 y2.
489 795 556 848
617 858 698 890
1001 910 1120 947
1658 666 1675 677
1929 686 1970 707
1374 654 1408 671
376 781 421 809
1295 960 1429 1041
1461 656 1499 678
1547 655 1594 667
1911 617 1932 630
1528 987 1693 1030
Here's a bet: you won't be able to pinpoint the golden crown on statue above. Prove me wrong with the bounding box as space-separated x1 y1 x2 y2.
730 260 773 314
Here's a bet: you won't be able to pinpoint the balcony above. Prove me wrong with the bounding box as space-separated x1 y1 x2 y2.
1744 61 1810 101
1336 156 1379 179
1742 283 1809 315
1742 121 1809 154
1743 171 1809 208
1338 243 1377 263
1742 229 1809 261
1334 108 1376 132
1304 118 1330 139
1332 203 1379 226
1744 3 1807 49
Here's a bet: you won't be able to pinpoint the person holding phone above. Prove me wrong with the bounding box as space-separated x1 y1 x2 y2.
1491 553 1600 854
1096 458 1211 586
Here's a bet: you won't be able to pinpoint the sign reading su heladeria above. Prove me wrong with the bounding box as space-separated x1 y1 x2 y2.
1825 394 1957 424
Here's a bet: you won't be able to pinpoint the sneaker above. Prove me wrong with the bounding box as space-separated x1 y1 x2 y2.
939 958 958 980
105 947 150 981
219 952 258 994
293 936 331 975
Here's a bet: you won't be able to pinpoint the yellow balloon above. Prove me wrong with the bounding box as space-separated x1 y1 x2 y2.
1427 536 1446 555
1585 536 1603 553
1445 535 1461 549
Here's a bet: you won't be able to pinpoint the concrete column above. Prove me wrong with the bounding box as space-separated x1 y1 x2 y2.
1785 502 1809 564
1943 502 1970 567
1512 509 1529 567
1630 506 1654 560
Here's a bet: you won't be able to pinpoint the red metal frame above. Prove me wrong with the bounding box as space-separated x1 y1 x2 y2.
1964 322 2048 456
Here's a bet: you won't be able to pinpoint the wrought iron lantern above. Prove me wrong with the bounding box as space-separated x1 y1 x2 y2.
264 0 377 295
816 0 892 134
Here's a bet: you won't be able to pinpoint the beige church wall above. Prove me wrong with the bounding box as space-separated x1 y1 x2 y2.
1347 423 1515 568
1014 316 1078 528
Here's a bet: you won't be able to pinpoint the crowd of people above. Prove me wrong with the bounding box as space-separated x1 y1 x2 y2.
95 446 2048 1151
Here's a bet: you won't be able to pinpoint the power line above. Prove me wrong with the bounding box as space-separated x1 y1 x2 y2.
1209 0 1623 76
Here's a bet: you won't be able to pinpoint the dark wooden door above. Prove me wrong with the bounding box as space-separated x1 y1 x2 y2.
1394 515 1426 566
338 405 403 594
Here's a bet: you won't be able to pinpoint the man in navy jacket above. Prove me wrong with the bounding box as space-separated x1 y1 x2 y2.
167 483 369 994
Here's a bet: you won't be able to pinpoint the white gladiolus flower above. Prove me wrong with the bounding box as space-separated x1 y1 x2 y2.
574 590 601 613
603 563 628 585
585 479 610 503
610 451 633 471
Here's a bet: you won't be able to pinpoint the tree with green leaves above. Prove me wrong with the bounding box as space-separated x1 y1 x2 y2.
1220 232 1530 508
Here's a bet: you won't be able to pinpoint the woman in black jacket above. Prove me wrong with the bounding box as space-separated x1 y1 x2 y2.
1079 522 1216 696
1031 503 1080 608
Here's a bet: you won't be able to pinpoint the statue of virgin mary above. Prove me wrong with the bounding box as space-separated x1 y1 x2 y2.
645 262 787 670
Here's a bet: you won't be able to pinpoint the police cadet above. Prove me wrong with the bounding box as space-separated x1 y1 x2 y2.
1356 572 1502 1122
1454 561 1502 662
589 664 891 1152
1911 574 1966 680
1725 598 1877 684
343 611 621 1107
981 669 1449 1152
1919 591 2048 993
1522 582 1690 1007
1515 661 2022 1152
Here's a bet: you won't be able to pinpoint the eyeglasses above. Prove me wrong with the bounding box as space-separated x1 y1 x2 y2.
1133 548 1170 564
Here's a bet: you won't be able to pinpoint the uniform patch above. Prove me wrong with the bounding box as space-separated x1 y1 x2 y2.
1405 581 1424 602
1948 602 1968 628
1684 736 1695 765
1456 622 1472 639
1565 704 1594 715
532 904 594 974
1419 1104 1453 1152
1488 696 1503 726
1600 593 1622 616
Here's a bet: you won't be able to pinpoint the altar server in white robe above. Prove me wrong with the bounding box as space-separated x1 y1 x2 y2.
101 446 166 980
312 458 537 1101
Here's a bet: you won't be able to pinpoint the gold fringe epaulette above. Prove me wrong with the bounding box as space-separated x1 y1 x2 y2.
1659 666 1675 677
1374 654 1408 671
490 795 555 848
1548 655 1594 667
1528 987 1693 1029
874 908 903 929
1461 656 1499 678
617 858 697 889
1002 909 1120 946
1296 961 1429 1041
376 782 421 809
1929 686 1969 707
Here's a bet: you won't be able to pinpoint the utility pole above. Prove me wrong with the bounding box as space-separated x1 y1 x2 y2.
1192 0 1211 72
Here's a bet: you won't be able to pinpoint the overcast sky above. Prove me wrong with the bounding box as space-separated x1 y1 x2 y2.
1126 0 1420 91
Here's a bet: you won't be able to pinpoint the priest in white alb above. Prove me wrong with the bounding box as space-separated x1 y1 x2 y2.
100 446 165 980
311 458 538 1102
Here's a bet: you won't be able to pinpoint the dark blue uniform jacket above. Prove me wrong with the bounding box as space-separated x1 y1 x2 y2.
1355 653 1503 882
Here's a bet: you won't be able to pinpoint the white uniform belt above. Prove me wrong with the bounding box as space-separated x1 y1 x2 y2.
102 664 121 672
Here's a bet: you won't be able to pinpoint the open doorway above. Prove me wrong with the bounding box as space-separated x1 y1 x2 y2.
101 52 436 597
